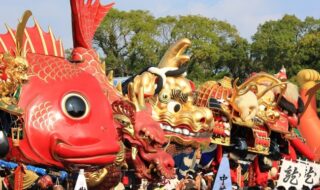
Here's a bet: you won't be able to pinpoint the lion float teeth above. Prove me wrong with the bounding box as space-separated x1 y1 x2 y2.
222 116 227 122
166 125 173 131
182 129 190 135
160 123 165 129
148 164 159 175
161 124 211 137
174 128 182 134
131 146 138 160
148 164 155 170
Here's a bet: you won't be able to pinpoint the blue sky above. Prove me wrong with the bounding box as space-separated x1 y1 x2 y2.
0 0 319 49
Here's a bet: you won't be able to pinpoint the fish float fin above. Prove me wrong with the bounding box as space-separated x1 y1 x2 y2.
0 13 64 57
70 0 114 49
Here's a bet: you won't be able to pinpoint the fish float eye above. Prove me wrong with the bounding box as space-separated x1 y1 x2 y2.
62 93 90 119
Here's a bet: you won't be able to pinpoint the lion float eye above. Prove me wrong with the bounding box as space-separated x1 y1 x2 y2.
62 93 90 119
167 101 181 113
159 91 170 103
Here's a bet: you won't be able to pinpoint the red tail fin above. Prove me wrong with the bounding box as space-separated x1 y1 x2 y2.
70 0 114 49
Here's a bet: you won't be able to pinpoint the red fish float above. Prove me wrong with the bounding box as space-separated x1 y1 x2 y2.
0 9 120 170
0 2 175 187
66 0 175 182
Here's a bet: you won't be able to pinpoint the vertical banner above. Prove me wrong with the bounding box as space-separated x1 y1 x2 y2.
277 159 304 189
212 154 232 190
298 159 320 189
311 162 320 186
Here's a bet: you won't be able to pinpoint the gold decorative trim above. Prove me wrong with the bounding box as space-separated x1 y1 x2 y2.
5 24 16 44
59 39 64 57
24 29 35 53
33 18 48 55
248 147 269 155
48 27 57 56
0 37 8 52
211 136 231 146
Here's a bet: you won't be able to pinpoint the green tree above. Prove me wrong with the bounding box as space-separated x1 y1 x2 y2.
157 15 250 82
94 9 160 76
94 10 249 82
298 17 320 72
251 15 320 77
94 10 320 86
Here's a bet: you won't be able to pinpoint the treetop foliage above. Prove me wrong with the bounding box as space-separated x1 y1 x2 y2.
93 9 320 85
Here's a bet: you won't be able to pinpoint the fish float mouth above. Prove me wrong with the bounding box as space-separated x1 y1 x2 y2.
52 140 118 166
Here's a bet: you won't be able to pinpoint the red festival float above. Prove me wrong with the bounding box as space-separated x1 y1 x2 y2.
0 0 175 189
0 0 319 190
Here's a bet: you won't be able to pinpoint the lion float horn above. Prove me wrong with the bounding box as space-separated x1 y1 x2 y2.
15 10 32 57
158 38 191 68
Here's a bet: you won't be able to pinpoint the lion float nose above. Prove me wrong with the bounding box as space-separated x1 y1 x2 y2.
192 107 214 131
